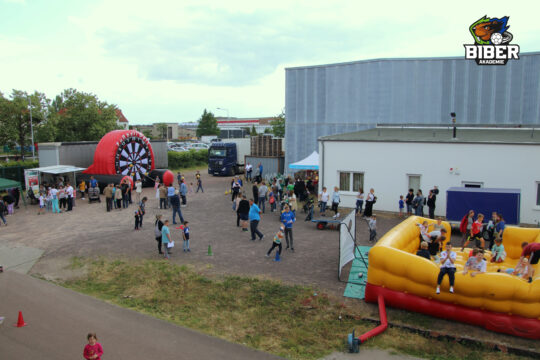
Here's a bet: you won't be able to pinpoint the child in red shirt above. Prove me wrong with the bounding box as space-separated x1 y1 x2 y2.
461 213 484 251
83 333 103 360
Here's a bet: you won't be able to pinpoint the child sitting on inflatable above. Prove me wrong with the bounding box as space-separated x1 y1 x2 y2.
490 238 506 263
501 258 531 280
463 248 487 277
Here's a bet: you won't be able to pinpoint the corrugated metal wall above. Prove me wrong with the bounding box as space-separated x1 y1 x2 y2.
150 140 168 169
245 156 285 179
285 53 540 168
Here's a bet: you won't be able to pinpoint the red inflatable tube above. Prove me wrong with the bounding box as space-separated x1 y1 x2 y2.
365 283 540 339
358 295 388 344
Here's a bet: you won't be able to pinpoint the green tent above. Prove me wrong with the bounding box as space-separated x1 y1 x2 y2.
0 177 26 206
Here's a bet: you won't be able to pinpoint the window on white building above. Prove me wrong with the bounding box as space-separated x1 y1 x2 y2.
408 175 421 193
353 173 364 192
536 182 540 206
462 181 483 188
339 172 364 192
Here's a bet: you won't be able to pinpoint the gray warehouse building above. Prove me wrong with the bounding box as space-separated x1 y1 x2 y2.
284 52 540 168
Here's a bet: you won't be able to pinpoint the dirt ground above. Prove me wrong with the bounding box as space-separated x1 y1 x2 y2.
1 169 538 353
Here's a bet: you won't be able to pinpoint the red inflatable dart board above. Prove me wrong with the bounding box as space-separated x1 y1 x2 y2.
84 130 155 182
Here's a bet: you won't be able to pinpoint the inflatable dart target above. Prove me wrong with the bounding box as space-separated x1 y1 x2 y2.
84 130 155 182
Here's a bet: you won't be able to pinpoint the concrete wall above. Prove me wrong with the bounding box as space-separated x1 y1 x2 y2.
319 140 540 224
286 52 540 169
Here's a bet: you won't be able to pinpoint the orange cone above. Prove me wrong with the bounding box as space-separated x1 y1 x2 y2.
14 311 27 327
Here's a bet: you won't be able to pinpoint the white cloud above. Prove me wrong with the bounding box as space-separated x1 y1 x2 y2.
0 0 539 124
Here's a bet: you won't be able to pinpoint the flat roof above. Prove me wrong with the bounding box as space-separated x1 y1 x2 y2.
318 127 540 145
29 165 87 174
286 51 540 71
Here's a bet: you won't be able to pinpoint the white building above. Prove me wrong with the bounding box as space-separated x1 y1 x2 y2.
115 109 129 130
318 125 540 225
216 117 273 133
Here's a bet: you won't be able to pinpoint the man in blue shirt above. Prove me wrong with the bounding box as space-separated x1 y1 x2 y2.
180 180 188 206
170 190 184 224
280 204 296 251
248 198 264 241
167 184 176 208
89 176 98 189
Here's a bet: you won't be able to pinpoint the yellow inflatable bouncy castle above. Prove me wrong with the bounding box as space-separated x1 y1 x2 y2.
365 216 540 339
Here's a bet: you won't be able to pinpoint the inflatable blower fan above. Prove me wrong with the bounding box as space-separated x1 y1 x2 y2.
347 329 359 353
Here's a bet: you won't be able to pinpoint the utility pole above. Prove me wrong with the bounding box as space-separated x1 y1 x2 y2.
28 96 35 160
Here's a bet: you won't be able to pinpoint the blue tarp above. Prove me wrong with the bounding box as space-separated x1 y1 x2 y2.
446 187 521 225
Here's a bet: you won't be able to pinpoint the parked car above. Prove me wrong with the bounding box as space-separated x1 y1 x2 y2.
188 143 209 150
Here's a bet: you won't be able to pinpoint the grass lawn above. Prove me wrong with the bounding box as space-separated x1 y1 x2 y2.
61 258 530 360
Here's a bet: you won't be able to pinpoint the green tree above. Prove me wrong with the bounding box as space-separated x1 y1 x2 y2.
155 123 168 140
0 90 48 157
250 124 257 136
142 129 153 139
52 88 119 141
196 109 220 137
270 112 285 138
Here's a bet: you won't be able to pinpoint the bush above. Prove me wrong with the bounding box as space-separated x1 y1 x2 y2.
168 149 207 169
0 159 39 168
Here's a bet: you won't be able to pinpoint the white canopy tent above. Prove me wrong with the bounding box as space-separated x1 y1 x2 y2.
24 165 86 194
288 151 319 170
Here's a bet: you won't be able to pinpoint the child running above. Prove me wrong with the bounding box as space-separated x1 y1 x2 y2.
266 226 284 258
461 213 485 251
436 242 456 294
83 333 103 360
368 215 377 242
182 221 190 252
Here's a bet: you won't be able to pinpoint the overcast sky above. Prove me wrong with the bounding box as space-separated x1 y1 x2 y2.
1 0 538 125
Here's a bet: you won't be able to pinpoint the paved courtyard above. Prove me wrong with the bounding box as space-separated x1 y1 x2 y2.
1 169 539 354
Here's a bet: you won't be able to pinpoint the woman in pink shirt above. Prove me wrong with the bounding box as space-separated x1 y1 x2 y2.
83 333 103 360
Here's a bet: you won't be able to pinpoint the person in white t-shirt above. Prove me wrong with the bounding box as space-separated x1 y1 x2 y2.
245 163 253 182
463 249 487 277
50 187 60 214
66 183 74 211
436 242 457 294
318 187 329 216
135 179 143 202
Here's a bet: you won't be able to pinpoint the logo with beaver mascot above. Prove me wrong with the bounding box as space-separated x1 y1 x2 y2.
470 16 512 45
464 15 519 65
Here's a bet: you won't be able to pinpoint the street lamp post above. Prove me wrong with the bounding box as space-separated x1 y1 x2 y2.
216 107 229 118
28 96 35 160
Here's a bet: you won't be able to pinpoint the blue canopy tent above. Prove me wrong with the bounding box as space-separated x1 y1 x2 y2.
288 151 319 171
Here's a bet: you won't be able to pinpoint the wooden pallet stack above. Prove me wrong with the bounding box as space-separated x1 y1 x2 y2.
250 135 283 156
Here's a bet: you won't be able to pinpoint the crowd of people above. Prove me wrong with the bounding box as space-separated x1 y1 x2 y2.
414 210 537 295
151 171 202 259
230 173 308 256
